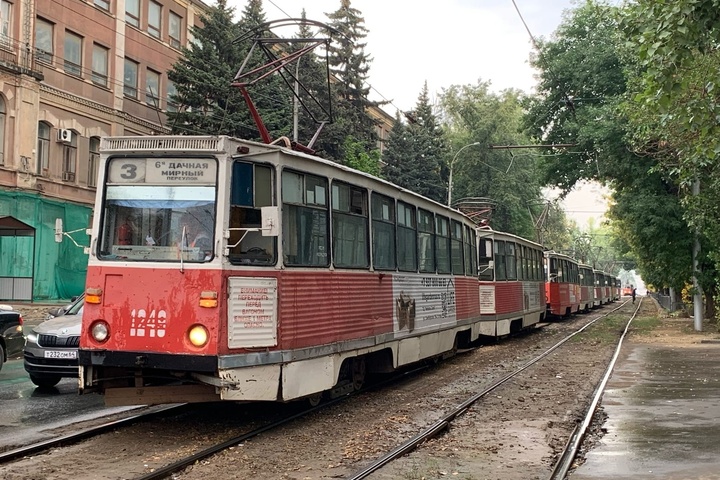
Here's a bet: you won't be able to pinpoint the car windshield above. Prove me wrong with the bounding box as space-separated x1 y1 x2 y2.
66 297 84 316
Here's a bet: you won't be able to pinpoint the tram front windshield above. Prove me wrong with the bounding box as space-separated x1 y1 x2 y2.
97 157 217 263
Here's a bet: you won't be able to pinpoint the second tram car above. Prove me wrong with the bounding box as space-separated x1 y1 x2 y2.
476 231 546 335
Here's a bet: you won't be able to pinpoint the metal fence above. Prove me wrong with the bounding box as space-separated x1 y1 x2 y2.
649 293 686 313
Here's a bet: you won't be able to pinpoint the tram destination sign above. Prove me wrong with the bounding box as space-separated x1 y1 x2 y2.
108 158 217 184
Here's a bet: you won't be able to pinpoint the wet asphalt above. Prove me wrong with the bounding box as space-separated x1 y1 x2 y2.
571 342 720 480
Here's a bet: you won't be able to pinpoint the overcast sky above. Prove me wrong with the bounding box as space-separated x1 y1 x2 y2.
225 0 609 226
234 0 576 111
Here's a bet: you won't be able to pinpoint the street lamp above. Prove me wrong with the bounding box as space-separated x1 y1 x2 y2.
447 141 481 206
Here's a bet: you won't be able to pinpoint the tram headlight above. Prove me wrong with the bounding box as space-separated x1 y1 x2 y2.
91 321 110 343
188 324 209 347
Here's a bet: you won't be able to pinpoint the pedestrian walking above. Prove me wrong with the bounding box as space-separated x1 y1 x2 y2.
632 286 637 304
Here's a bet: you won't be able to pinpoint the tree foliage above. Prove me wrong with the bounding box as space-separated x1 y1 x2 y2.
382 83 446 203
441 83 543 238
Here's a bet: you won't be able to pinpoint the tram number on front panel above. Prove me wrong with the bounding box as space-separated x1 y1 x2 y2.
130 309 167 338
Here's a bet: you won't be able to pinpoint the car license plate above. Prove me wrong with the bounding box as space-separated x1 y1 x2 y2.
44 350 77 359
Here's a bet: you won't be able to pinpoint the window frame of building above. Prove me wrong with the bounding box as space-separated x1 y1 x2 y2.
148 1 162 38
88 136 100 187
125 0 140 28
123 57 139 98
62 130 78 182
166 79 177 112
169 11 182 48
146 68 160 106
0 1 11 48
35 18 54 64
64 30 83 77
94 0 110 11
37 122 50 175
91 43 109 87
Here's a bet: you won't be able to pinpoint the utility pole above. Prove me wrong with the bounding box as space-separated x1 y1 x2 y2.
692 178 703 331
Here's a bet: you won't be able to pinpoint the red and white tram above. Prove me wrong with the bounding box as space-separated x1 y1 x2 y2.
544 251 581 317
476 231 546 335
578 263 595 312
78 135 543 406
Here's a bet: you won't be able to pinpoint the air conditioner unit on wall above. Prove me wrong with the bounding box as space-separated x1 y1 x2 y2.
57 129 73 143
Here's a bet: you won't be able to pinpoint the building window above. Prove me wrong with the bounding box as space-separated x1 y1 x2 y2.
124 58 138 98
169 12 181 48
64 31 82 76
35 18 54 64
146 69 160 106
148 1 161 38
37 122 50 175
126 0 140 28
0 97 5 165
62 131 77 182
88 136 100 187
0 1 11 48
92 44 108 87
94 0 110 11
166 80 177 112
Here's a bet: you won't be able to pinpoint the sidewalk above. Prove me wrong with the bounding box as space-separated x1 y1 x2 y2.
571 318 720 479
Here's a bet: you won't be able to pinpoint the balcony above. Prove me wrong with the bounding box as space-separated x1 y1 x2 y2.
0 37 45 81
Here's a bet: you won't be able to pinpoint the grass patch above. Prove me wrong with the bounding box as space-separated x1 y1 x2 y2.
629 315 662 336
575 315 628 344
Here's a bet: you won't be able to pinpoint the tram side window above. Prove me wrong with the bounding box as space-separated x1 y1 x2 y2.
332 182 368 268
282 170 329 266
418 209 435 273
505 242 517 280
397 201 417 271
229 162 276 265
450 220 464 275
478 237 493 281
371 192 396 270
549 257 558 282
463 225 476 276
495 240 507 281
435 215 451 274
518 245 526 280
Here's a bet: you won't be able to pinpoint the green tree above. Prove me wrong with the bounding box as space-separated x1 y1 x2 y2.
524 0 703 302
623 0 720 315
319 0 381 162
441 83 542 237
382 83 446 203
166 0 247 136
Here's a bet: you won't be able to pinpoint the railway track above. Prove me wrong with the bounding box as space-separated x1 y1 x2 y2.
345 300 638 479
0 302 634 480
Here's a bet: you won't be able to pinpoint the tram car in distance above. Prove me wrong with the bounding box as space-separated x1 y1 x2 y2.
476 231 546 336
621 284 633 297
544 251 581 318
593 269 612 306
578 263 595 312
77 135 551 407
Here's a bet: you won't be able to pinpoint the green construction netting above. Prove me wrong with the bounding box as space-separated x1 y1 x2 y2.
0 190 91 300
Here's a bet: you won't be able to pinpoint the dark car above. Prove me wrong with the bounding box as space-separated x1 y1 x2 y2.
0 305 24 372
23 295 83 388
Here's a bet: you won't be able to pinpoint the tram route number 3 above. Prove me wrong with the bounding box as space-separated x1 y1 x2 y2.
129 309 167 338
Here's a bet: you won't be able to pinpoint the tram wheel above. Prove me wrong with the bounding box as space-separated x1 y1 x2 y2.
351 357 366 391
306 392 323 407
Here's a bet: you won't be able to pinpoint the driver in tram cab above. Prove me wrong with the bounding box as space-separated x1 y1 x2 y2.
117 215 136 245
179 212 213 260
